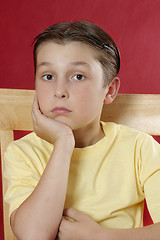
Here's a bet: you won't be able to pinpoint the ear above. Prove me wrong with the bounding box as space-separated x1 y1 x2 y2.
104 77 120 104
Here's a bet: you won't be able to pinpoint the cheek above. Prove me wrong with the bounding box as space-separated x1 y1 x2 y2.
75 88 104 114
78 86 105 104
36 81 52 100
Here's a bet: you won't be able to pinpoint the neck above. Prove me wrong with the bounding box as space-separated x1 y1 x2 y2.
73 121 105 148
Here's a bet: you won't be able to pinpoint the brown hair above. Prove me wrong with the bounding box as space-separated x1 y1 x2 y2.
32 21 120 86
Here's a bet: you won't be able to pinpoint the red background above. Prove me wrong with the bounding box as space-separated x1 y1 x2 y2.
1 0 160 238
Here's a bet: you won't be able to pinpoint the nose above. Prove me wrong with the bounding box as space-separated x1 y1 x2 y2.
54 80 69 99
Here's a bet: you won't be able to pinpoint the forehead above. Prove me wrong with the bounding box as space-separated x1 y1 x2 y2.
36 41 104 82
36 40 99 63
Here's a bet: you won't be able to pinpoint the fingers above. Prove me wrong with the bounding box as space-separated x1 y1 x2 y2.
32 95 45 133
63 208 87 222
58 216 70 237
32 95 45 124
32 96 37 127
31 95 74 145
32 95 42 117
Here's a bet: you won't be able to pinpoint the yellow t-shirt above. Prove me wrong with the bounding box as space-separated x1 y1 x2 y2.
4 122 160 228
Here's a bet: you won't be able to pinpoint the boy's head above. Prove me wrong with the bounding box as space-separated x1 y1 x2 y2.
33 21 120 87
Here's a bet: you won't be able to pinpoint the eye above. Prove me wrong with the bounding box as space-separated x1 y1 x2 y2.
73 74 85 81
42 74 54 81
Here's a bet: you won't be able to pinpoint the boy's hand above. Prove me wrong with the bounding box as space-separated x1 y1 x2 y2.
58 208 101 240
32 95 75 146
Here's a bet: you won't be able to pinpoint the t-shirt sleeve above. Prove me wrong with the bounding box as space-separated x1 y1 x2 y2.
139 134 160 223
4 140 42 217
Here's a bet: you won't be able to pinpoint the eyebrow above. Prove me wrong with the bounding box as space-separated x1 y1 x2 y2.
37 61 52 69
37 61 91 69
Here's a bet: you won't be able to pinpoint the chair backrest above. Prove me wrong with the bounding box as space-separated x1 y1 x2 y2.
0 88 160 239
0 89 34 240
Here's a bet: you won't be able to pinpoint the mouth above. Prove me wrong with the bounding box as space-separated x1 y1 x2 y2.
51 107 72 114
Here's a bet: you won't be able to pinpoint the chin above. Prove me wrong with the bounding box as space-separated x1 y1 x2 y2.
53 116 74 128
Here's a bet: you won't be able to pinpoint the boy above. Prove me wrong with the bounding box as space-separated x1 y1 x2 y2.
4 21 160 240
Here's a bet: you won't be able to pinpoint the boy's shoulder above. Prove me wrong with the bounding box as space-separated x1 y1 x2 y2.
102 121 153 142
6 131 52 153
102 121 145 134
12 131 41 145
102 122 160 157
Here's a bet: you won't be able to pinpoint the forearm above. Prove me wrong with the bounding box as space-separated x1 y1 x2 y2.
98 222 160 240
11 137 74 240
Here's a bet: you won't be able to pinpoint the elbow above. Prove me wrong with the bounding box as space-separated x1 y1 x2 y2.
12 224 57 240
12 227 57 240
13 232 57 240
11 210 58 240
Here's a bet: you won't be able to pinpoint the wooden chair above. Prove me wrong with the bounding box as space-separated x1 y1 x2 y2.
0 88 160 239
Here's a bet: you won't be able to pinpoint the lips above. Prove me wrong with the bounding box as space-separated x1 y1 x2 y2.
52 107 71 114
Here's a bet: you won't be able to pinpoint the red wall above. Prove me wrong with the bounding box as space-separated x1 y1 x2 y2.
1 0 160 238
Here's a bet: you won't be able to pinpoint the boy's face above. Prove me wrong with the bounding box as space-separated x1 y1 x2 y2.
35 41 112 130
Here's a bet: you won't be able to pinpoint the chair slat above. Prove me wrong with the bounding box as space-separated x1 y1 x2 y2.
0 130 17 240
0 89 35 131
101 94 160 135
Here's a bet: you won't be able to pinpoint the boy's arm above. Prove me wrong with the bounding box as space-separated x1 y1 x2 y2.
103 222 160 240
58 208 160 240
10 96 75 240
